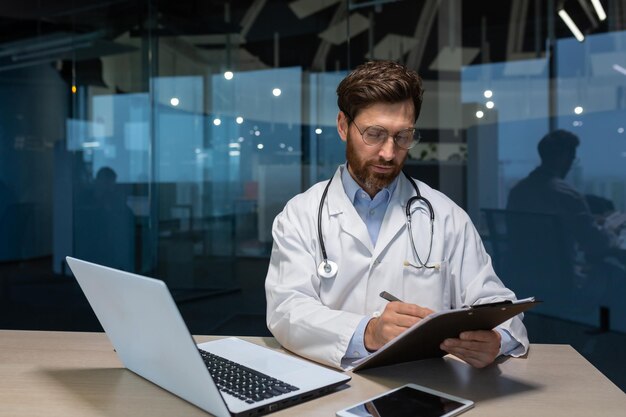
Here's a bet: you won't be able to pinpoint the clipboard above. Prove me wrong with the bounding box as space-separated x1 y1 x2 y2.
351 298 540 372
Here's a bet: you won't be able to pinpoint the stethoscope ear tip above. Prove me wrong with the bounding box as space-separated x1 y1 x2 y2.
318 260 338 279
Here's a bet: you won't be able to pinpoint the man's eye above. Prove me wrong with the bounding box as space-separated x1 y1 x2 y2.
367 129 386 139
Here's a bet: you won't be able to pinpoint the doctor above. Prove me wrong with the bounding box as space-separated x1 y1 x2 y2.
265 60 528 370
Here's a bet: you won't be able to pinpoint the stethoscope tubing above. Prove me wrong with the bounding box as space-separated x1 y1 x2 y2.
318 175 333 263
317 170 437 278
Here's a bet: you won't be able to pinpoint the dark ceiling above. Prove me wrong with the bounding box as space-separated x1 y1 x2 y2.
0 0 616 78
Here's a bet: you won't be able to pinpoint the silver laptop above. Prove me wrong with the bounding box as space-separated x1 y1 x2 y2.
66 257 350 417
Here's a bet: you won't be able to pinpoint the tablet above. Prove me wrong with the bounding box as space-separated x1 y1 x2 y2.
336 384 474 417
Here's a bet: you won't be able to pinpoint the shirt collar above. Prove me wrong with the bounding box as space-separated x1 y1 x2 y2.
340 163 399 203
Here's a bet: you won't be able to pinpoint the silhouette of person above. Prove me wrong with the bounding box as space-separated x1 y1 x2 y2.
74 166 135 271
94 167 125 210
507 130 624 282
506 130 616 265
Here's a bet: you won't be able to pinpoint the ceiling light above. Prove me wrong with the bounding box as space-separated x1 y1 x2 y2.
213 118 222 126
483 90 493 98
613 64 626 76
618 127 624 134
257 144 264 150
224 71 234 80
315 128 323 134
485 101 494 109
590 0 607 21
236 116 244 124
272 88 282 97
558 9 585 42
170 97 180 106
476 110 484 119
574 106 583 115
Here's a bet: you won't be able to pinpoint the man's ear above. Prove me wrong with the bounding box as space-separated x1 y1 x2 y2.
337 111 349 142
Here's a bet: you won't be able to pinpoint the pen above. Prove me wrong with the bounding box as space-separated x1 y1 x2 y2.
379 291 402 302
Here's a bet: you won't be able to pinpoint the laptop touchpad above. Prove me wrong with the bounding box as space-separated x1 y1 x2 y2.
199 338 308 377
245 353 308 376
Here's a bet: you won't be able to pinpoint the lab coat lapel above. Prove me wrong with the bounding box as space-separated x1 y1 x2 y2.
372 174 413 260
327 167 374 255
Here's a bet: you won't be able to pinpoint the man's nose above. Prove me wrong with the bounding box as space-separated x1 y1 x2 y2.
378 135 396 161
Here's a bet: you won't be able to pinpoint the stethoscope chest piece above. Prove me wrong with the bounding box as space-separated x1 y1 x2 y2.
317 260 338 279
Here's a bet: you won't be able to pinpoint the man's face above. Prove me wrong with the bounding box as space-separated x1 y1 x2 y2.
337 100 414 197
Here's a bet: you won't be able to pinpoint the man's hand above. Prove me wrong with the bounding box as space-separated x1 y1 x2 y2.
364 302 433 351
440 330 501 368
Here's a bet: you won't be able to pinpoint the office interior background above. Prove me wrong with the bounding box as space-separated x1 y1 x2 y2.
1 0 625 391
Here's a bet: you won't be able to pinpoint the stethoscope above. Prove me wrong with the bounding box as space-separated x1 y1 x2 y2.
317 171 436 279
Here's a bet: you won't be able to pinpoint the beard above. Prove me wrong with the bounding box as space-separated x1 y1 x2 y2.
345 132 406 194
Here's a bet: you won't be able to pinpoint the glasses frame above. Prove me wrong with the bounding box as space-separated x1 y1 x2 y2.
347 117 420 150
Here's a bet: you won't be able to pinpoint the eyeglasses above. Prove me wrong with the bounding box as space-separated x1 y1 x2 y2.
349 119 420 150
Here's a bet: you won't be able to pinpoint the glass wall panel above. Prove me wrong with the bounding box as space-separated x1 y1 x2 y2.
553 31 626 332
0 0 151 332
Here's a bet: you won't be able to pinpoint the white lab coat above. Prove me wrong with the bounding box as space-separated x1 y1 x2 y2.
265 165 529 369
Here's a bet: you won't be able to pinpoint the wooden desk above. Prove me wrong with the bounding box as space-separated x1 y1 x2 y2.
1 330 624 416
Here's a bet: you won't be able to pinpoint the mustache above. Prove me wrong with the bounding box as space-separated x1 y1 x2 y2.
371 160 396 167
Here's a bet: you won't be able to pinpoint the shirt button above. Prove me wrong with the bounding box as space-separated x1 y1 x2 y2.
369 209 375 216
353 351 361 357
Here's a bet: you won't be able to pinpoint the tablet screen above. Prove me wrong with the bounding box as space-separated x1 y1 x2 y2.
342 386 467 417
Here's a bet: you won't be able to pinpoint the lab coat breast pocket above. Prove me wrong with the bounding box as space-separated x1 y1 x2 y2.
402 260 451 311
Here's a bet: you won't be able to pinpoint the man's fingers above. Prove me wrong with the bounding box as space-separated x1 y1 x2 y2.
442 336 499 355
388 301 434 319
442 338 484 352
388 314 420 328
440 343 492 368
367 302 436 351
459 330 499 342
440 335 500 368
381 302 432 328
381 323 408 340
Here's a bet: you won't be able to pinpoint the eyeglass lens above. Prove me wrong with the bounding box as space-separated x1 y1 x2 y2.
362 126 418 149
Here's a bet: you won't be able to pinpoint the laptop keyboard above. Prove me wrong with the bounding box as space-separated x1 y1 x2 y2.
199 349 300 404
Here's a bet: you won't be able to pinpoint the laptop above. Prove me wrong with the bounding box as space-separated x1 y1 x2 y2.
66 257 350 417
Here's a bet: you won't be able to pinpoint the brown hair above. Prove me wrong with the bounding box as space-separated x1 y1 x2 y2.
336 60 424 122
